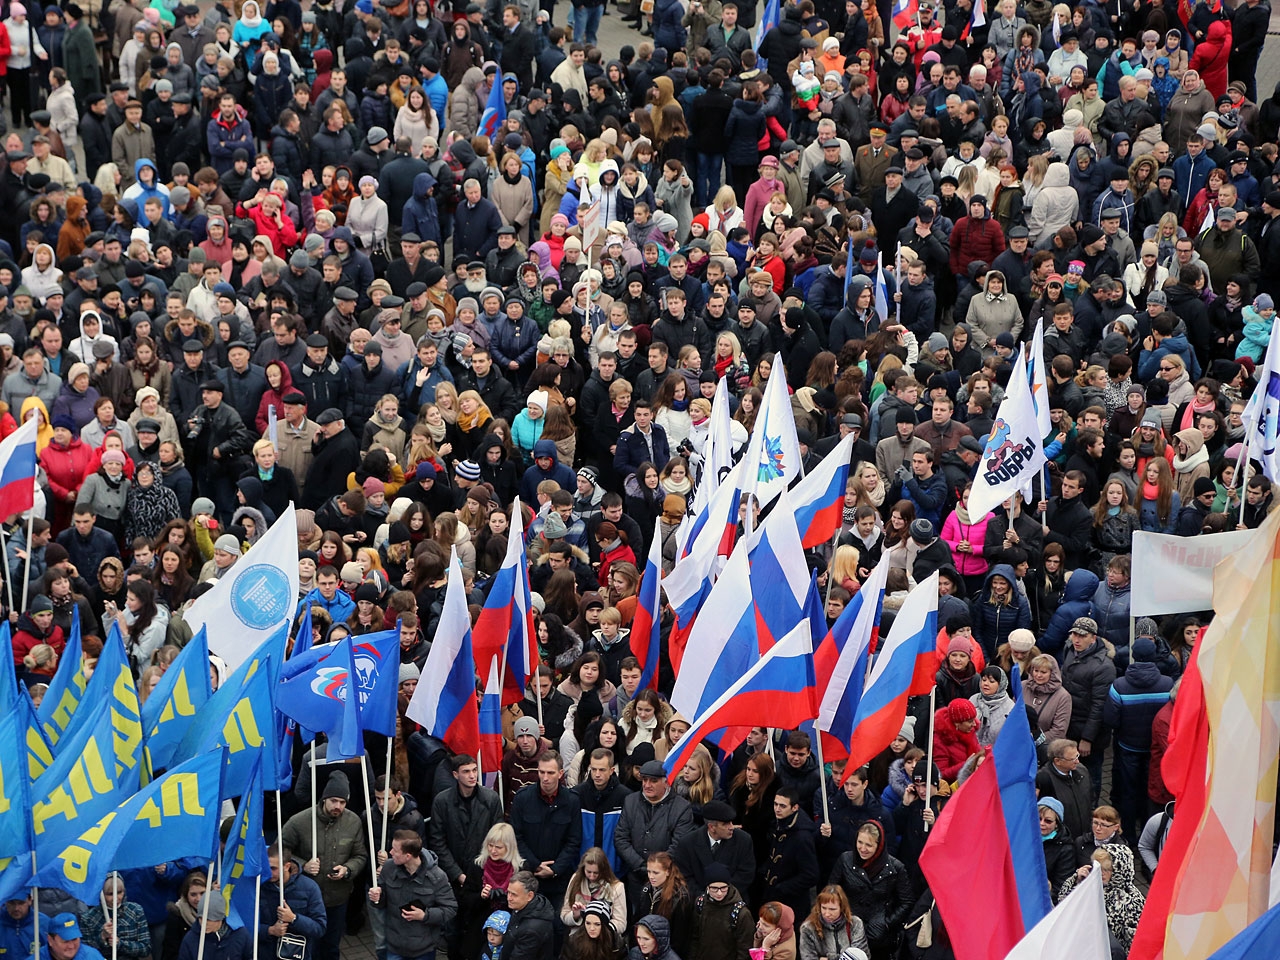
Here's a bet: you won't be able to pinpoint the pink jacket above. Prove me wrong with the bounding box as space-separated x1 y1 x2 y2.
940 511 992 577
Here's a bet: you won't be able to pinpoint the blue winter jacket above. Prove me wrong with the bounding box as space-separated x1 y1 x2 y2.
1040 569 1100 659
968 564 1033 660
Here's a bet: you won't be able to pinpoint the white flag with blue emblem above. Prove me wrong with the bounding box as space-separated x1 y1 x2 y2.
741 360 803 509
1242 315 1280 482
966 347 1048 521
185 503 300 671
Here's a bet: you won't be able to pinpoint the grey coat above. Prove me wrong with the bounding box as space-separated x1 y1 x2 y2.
614 788 696 877
373 850 457 954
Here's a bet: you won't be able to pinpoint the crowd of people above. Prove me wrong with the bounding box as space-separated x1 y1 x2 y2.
1 0 1279 958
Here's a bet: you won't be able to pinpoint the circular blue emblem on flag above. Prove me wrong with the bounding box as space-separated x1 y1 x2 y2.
229 564 292 629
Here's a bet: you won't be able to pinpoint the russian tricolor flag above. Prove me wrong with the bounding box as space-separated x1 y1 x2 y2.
472 499 537 704
842 571 938 774
790 434 855 549
478 656 503 776
630 518 664 691
892 0 919 29
407 548 480 754
815 557 889 760
0 415 40 519
663 619 816 782
919 665 1052 955
960 0 986 40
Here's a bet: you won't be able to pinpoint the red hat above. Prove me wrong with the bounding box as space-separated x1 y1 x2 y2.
691 212 710 232
947 635 971 655
947 699 978 724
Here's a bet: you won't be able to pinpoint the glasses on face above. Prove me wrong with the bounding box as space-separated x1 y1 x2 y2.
1093 819 1117 827
1160 366 1174 372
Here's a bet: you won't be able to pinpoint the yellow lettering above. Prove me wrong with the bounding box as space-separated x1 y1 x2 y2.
58 814 116 885
0 758 7 815
136 774 205 828
32 785 75 836
222 699 264 753
42 689 81 743
27 726 52 780
68 741 115 804
156 674 196 729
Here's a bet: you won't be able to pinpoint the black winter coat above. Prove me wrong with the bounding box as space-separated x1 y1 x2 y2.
500 894 556 960
761 811 819 922
1061 637 1117 747
829 850 913 952
428 784 504 884
303 427 360 509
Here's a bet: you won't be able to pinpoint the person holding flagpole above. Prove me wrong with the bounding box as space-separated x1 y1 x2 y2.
258 846 327 960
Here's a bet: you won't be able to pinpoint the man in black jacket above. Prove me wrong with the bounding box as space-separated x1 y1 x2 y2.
501 873 555 960
510 753 582 910
672 799 755 891
79 94 113 183
303 409 361 510
184 380 254 522
1040 471 1094 571
760 788 818 923
573 747 631 866
498 6 537 91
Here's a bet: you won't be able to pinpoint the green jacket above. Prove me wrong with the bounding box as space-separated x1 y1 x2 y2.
282 803 369 907
62 22 102 99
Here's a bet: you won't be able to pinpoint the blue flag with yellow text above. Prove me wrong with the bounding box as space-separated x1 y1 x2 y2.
79 624 146 781
174 658 279 797
32 749 222 901
0 710 33 858
0 622 17 714
22 685 52 780
143 627 212 772
219 755 271 930
37 605 85 748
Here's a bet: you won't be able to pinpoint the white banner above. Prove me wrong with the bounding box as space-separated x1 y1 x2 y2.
966 346 1047 521
187 502 300 671
1130 528 1256 616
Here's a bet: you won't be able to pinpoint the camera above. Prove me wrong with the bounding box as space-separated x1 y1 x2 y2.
187 414 205 439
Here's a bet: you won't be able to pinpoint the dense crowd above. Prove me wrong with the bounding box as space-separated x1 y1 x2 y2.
1 0 1279 959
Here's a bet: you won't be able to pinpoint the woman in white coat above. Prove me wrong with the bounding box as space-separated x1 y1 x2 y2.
1026 162 1079 244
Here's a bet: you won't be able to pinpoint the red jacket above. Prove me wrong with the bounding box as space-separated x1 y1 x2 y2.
597 541 637 590
41 436 93 504
948 214 1007 277
1188 19 1231 101
256 360 297 434
932 706 981 781
247 202 300 259
13 621 66 670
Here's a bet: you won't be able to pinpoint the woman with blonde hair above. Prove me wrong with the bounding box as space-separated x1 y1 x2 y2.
458 822 523 958
827 544 862 596
455 389 494 456
956 165 980 204
712 331 748 383
673 749 718 807
705 185 744 235
849 462 886 513
433 382 460 425
561 848 627 934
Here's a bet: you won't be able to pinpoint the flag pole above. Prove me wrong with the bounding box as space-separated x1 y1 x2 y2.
21 509 34 610
822 528 841 607
379 734 394 857
195 860 214 960
274 789 286 902
309 740 318 862
360 757 379 870
922 687 936 832
894 243 902 325
31 854 39 960
813 731 831 826
0 522 14 617
1235 436 1251 527
535 671 544 727
252 879 261 960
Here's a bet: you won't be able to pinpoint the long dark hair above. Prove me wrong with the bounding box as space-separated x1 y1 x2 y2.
153 543 194 607
126 580 160 648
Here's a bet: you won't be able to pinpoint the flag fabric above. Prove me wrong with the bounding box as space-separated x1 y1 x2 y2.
219 756 272 930
843 240 856 305
686 376 735 523
991 667 1053 929
73 623 145 782
177 657 280 797
842 572 938 773
665 463 740 671
966 345 1047 520
1026 322 1052 439
873 251 890 322
38 604 85 748
0 622 15 714
741 361 803 509
348 631 401 738
143 627 212 772
0 710 33 859
790 434 855 548
33 750 222 901
0 415 40 518
472 499 536 704
670 494 809 730
892 0 919 29
184 503 300 672
479 74 508 140
407 548 481 755
1241 312 1280 481
277 643 362 758
1204 899 1280 960
333 640 365 761
919 751 1025 960
629 519 664 691
664 620 816 780
1005 867 1110 960
815 557 889 758
1131 508 1280 959
960 0 986 39
754 0 779 54
478 656 503 774
20 686 51 781
31 695 137 864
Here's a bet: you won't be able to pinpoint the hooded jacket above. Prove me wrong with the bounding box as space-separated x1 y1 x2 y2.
1040 569 1101 657
372 848 456 954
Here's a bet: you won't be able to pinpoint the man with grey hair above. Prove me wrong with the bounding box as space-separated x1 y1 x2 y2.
502 872 554 960
1098 74 1157 143
1034 739 1093 841
799 118 852 179
453 178 503 260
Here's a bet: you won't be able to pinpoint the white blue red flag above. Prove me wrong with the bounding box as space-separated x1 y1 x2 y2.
892 0 919 28
630 519 664 692
0 415 39 519
472 498 537 703
478 656 503 775
407 548 480 755
1242 310 1280 481
815 557 889 759
960 0 986 40
790 433 855 548
842 571 938 775
663 619 816 782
